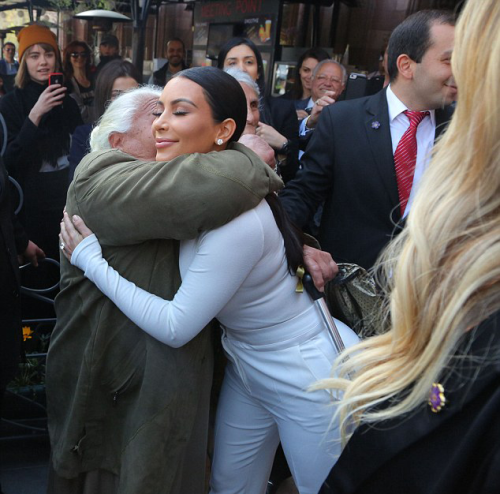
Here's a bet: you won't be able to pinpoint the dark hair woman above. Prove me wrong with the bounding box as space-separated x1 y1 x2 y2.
0 24 82 260
287 48 330 101
63 40 94 123
90 58 142 122
59 66 358 494
217 37 299 183
68 59 142 182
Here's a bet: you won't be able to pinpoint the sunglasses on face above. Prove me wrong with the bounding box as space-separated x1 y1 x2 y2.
70 52 88 59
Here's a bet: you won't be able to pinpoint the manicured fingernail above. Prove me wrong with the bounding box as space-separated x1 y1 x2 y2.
73 215 80 221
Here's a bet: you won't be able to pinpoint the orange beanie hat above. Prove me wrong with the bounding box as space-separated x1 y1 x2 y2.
18 24 59 61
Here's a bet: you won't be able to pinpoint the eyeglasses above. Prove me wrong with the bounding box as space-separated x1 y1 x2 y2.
4 48 15 52
316 74 343 84
70 52 88 59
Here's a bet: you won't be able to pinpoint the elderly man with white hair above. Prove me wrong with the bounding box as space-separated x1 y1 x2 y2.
300 59 347 134
225 68 294 175
46 85 282 494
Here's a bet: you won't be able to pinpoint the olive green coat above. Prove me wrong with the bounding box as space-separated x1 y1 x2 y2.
46 144 282 493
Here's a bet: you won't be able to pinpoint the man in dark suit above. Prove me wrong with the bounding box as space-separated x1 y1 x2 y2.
280 10 456 269
300 59 347 133
298 59 347 158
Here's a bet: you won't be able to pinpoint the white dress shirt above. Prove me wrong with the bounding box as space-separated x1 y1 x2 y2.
386 84 436 218
299 97 315 137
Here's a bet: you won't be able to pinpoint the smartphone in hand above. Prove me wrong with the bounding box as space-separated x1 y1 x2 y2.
49 72 64 86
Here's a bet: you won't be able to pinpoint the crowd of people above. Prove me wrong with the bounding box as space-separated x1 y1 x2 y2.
0 0 499 492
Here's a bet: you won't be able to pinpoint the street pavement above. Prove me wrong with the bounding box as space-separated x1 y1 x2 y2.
1 388 50 494
0 433 50 494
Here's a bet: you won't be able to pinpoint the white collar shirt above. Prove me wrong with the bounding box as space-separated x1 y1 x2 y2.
299 97 315 137
386 84 436 218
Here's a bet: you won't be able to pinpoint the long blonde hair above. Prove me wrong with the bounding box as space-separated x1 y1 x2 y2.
319 0 500 444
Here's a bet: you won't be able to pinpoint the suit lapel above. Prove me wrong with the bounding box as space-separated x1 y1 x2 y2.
361 97 453 225
296 98 310 111
435 105 454 140
363 90 400 218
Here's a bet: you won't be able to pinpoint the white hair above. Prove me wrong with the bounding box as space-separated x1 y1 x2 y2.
90 85 163 153
312 59 348 83
224 67 260 97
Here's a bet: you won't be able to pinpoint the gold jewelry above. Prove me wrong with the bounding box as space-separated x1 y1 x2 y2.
429 383 446 413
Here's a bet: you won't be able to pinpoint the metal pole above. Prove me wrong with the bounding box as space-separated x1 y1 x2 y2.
131 0 152 79
302 273 345 354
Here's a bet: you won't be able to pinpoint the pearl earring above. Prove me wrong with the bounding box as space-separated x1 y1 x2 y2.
217 138 223 145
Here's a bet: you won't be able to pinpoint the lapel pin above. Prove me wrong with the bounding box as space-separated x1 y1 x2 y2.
371 121 381 129
429 383 446 413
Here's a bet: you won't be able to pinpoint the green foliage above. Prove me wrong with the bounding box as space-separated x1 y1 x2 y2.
8 358 46 390
48 0 73 10
48 0 117 13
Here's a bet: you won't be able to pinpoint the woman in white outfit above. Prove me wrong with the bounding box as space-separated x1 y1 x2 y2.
60 67 358 494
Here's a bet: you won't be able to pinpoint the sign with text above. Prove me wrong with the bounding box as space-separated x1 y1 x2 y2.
197 0 280 21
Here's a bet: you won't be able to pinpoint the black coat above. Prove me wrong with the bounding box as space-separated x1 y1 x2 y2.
150 60 188 87
94 55 122 79
279 91 310 111
280 88 453 269
319 311 500 494
0 158 28 390
0 82 82 258
260 95 299 183
68 123 92 183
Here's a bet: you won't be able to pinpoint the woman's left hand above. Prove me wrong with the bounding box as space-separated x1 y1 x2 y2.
255 122 286 151
59 211 94 262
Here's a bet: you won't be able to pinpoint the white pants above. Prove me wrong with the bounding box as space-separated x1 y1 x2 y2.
209 320 358 494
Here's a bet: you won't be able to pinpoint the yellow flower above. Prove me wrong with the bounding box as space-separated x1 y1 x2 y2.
22 326 34 341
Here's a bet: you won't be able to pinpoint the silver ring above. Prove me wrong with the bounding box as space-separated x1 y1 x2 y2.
60 242 65 251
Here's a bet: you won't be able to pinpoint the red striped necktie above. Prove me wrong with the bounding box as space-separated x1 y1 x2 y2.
394 110 430 215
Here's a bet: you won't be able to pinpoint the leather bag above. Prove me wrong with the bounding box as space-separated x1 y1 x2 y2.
324 263 384 338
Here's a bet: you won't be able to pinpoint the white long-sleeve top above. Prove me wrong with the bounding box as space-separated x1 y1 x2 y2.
72 200 317 348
